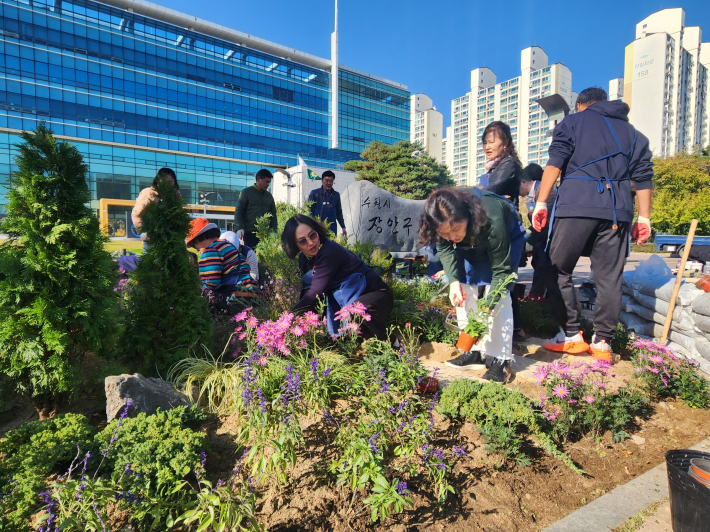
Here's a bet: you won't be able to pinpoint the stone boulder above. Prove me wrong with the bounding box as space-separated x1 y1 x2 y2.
105 373 190 421
341 180 425 254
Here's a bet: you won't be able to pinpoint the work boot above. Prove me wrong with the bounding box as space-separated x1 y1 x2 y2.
481 358 512 384
445 351 486 370
544 330 590 355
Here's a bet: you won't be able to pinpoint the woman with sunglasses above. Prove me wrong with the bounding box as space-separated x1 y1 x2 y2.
282 214 393 340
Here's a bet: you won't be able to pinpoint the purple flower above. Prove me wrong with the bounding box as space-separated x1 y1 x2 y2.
281 365 302 407
395 481 408 495
368 432 381 454
310 357 319 381
256 388 267 413
452 445 467 457
323 367 331 378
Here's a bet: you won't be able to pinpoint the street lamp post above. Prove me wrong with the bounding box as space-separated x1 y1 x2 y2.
195 190 215 216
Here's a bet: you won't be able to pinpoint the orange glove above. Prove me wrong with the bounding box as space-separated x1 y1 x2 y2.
532 202 548 231
631 216 651 244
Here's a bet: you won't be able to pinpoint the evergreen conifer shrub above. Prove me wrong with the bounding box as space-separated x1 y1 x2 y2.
0 123 116 418
123 177 211 376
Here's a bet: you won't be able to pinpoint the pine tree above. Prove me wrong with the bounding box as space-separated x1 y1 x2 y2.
123 177 211 376
0 123 116 419
344 140 454 199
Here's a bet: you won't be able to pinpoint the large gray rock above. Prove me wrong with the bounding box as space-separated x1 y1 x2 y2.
341 180 425 254
105 373 190 421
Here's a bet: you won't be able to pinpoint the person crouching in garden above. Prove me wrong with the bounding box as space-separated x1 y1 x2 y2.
281 214 393 341
186 218 257 296
420 187 525 383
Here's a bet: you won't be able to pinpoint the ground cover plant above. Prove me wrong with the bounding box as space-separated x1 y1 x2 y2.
0 123 116 418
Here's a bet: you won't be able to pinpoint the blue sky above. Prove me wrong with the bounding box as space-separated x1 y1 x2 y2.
170 0 710 130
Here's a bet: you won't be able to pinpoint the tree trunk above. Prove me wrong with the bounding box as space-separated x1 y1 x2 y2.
32 393 63 420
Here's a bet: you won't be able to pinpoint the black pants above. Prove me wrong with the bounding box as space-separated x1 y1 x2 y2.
548 218 629 342
243 231 259 249
356 285 394 341
529 240 558 299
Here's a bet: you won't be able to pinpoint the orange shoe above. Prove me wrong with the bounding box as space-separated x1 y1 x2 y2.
544 331 590 355
588 337 619 363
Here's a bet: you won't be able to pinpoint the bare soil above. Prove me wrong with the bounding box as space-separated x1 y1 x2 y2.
202 397 710 532
202 335 710 532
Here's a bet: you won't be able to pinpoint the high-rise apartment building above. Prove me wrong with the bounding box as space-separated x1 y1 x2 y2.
448 47 575 186
441 125 452 169
618 8 709 156
410 93 443 163
0 0 410 224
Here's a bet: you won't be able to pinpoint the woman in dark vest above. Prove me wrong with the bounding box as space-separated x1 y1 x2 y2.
282 214 393 340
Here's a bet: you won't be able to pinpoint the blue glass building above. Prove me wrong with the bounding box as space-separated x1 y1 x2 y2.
0 0 410 227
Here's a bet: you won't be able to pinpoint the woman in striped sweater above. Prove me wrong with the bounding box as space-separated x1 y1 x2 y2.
186 218 257 296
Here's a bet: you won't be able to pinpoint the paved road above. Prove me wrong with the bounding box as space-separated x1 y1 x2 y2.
516 252 675 291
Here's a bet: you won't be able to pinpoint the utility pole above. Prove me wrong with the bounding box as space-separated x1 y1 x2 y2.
331 0 339 149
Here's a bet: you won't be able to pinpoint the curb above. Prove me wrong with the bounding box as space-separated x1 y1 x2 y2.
540 436 710 532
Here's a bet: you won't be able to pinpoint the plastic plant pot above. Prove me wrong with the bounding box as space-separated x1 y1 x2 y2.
666 450 710 531
696 275 710 294
417 377 439 394
690 458 710 484
456 331 480 352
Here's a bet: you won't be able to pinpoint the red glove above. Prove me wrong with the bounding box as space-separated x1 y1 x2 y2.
632 216 651 244
532 202 548 231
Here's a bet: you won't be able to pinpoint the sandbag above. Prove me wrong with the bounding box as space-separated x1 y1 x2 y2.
692 293 710 317
628 297 694 332
696 337 710 362
622 270 635 289
668 329 699 355
620 311 655 336
631 255 672 291
638 277 680 302
677 283 704 307
622 283 634 296
621 294 634 311
692 313 710 334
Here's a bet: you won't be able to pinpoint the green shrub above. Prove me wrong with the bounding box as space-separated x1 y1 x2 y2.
123 177 211 376
438 381 581 473
0 413 96 530
94 406 209 490
0 123 117 417
437 379 483 419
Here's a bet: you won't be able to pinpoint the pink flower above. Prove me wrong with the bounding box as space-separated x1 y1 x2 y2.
650 355 664 364
583 395 595 403
246 316 258 328
550 361 570 376
405 322 411 327
593 381 606 390
232 310 249 322
532 367 549 385
258 356 268 366
645 365 660 374
552 384 570 398
291 325 305 337
238 332 246 341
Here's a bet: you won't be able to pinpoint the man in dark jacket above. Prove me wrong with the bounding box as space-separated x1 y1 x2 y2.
532 87 653 360
308 170 347 237
234 168 278 249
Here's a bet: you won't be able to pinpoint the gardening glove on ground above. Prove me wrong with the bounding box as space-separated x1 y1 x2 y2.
449 281 465 307
236 229 245 241
532 202 548 231
631 216 651 245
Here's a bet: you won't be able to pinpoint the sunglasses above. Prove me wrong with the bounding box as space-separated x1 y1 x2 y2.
297 230 319 248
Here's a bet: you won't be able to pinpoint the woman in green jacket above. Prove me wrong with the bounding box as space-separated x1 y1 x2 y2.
420 187 525 383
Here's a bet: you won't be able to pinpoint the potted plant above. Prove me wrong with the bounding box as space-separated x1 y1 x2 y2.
455 273 517 351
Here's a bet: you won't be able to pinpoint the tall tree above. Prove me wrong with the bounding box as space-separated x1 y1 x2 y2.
123 177 211 376
650 153 710 236
0 123 116 419
344 140 454 199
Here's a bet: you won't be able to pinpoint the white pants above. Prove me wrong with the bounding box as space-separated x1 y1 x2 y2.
455 283 513 362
